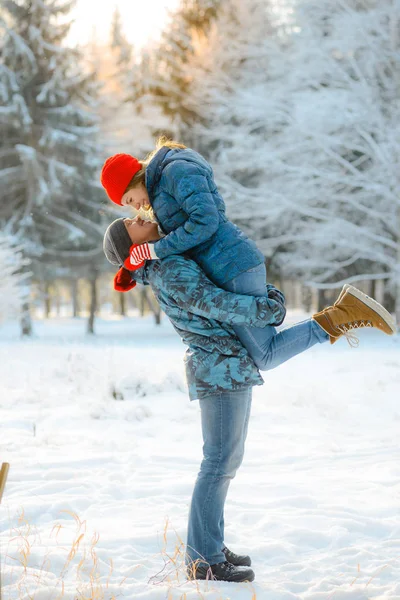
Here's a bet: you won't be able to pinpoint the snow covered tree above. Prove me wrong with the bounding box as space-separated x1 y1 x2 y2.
129 0 221 133
0 0 107 333
0 0 105 272
260 0 400 320
0 233 29 325
179 0 400 320
165 0 287 275
86 16 171 159
110 6 133 74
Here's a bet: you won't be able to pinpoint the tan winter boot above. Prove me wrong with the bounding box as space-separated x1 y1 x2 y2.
333 284 350 305
313 285 397 346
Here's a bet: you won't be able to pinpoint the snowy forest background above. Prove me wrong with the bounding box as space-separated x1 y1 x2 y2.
1 0 400 335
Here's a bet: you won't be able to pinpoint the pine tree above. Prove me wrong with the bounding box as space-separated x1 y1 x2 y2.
162 0 284 264
0 233 29 324
260 0 400 319
0 0 104 260
86 13 172 159
129 0 222 134
110 6 133 74
0 0 106 333
178 0 400 320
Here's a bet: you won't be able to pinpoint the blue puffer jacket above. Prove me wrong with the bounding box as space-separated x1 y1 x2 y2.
146 146 264 286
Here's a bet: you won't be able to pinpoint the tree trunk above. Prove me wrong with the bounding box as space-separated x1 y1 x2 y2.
71 279 79 318
369 279 376 299
44 281 51 318
317 289 326 312
146 290 162 325
87 273 98 335
55 285 61 316
139 288 146 316
301 286 312 312
129 292 137 309
383 283 395 314
119 292 126 317
20 302 33 337
151 303 162 325
137 288 162 324
397 215 400 325
396 283 400 326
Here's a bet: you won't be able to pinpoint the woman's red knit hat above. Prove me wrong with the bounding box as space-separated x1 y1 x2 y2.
100 153 142 206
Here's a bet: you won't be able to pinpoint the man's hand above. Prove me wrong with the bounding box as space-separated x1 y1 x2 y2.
267 286 286 326
267 284 286 306
272 300 286 326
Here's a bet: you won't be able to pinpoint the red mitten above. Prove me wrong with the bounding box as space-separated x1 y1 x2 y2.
123 243 152 271
114 267 136 292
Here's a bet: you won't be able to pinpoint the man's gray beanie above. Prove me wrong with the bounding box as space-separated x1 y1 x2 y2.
103 218 132 267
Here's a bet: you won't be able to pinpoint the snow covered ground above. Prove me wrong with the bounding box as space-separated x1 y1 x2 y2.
0 313 399 600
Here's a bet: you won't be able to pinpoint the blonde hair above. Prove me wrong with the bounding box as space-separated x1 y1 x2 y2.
124 135 187 193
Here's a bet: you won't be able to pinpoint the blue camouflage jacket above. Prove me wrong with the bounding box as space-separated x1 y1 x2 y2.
146 146 265 286
131 255 285 401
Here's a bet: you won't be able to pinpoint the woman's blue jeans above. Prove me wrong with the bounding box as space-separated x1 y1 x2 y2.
186 387 253 568
221 263 329 371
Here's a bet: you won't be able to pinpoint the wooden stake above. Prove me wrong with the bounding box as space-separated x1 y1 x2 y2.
0 463 9 600
0 463 8 505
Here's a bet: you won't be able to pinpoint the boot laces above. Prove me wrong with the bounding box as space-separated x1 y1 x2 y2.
337 320 372 348
221 560 235 572
202 560 235 581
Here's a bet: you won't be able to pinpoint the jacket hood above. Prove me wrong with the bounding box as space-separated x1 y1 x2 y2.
161 147 212 173
145 147 212 200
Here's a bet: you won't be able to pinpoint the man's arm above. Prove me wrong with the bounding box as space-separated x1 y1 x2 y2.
161 256 285 327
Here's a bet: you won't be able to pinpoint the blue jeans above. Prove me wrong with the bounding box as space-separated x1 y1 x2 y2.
222 263 329 370
186 387 252 568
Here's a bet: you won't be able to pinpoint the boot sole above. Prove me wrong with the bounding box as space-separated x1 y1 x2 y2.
186 567 255 583
187 573 255 582
345 285 397 334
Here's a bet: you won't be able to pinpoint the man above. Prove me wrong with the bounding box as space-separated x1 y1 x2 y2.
103 217 287 583
103 216 395 582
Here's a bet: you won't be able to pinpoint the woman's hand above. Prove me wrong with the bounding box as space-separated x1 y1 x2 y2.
124 243 152 271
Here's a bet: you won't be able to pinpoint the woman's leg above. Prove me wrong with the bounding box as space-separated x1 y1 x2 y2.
185 387 253 570
222 264 329 371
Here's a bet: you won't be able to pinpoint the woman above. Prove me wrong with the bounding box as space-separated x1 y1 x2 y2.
100 137 396 356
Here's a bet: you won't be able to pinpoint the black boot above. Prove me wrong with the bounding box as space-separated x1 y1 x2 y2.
222 545 252 567
187 560 255 582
